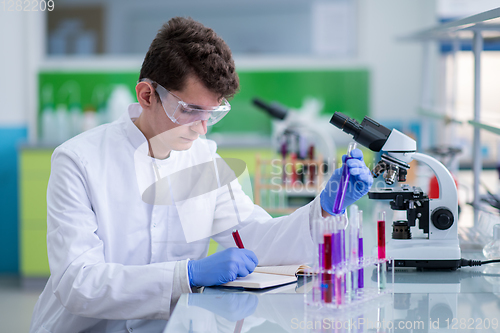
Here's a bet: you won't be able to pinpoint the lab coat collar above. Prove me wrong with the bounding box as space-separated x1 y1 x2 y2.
122 103 148 150
122 103 178 166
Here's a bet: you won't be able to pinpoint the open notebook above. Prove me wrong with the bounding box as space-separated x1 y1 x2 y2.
221 264 309 289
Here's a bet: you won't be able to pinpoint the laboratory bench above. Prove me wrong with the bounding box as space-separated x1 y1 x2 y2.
163 252 500 333
51 252 499 333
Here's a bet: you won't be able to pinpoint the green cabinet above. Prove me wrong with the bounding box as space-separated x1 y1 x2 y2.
19 148 53 277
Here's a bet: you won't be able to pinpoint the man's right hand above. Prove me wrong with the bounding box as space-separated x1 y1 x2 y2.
187 247 259 287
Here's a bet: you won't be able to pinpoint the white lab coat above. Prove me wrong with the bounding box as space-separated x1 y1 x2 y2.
29 104 319 333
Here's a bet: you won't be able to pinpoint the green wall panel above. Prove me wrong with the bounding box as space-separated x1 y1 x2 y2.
212 69 369 134
39 69 369 137
21 229 50 277
20 149 53 172
19 149 53 277
20 179 49 222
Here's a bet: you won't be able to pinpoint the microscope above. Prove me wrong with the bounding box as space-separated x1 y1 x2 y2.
330 112 461 270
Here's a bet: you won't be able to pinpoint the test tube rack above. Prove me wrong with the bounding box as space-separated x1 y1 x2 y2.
305 257 394 310
304 289 395 332
307 212 394 310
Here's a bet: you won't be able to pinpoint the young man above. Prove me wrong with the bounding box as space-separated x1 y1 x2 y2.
30 17 372 332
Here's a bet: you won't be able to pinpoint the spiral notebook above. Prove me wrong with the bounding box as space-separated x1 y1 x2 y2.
221 264 309 289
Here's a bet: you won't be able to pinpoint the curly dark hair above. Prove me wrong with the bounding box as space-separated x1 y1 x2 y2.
139 17 239 100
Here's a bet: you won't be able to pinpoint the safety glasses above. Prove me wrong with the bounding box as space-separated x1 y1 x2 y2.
140 78 231 126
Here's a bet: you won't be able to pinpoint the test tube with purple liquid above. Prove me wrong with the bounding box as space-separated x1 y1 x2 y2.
332 142 357 215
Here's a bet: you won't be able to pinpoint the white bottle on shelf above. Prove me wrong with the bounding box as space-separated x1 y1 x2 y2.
68 102 82 138
83 106 98 132
108 85 134 123
55 104 70 143
41 103 56 144
40 84 56 144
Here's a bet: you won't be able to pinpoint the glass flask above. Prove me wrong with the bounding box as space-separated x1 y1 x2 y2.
483 224 500 259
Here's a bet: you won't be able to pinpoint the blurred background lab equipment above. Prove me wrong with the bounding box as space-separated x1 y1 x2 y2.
251 97 340 215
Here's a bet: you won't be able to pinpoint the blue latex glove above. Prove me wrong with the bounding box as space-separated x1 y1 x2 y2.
187 247 259 287
320 148 373 215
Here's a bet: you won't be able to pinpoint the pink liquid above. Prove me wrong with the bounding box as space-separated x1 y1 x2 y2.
377 220 386 260
322 234 333 303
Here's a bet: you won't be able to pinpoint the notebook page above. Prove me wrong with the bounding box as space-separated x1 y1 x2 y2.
221 272 297 289
253 264 309 276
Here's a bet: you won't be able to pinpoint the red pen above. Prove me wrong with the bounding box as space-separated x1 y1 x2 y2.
232 229 244 249
231 230 246 333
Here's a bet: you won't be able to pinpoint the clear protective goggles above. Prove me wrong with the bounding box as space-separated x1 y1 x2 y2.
140 78 231 126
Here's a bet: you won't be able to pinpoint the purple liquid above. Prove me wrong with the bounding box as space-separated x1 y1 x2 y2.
341 228 346 294
332 231 342 302
358 236 364 289
332 231 341 266
332 158 351 214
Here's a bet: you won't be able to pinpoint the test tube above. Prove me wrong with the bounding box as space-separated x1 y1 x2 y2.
339 215 347 295
308 145 315 184
312 217 323 303
377 211 387 290
358 210 364 290
332 216 343 305
349 205 359 296
281 138 287 185
299 135 308 160
321 217 333 303
291 152 297 185
332 142 357 215
377 211 386 260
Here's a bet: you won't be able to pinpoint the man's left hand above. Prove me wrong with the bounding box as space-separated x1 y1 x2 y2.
320 148 373 216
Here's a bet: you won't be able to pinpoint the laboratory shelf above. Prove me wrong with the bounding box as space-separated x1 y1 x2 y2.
468 120 500 136
405 7 500 41
407 7 500 228
418 107 464 124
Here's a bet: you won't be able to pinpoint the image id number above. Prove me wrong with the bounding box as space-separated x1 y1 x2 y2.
446 318 499 330
1 1 55 12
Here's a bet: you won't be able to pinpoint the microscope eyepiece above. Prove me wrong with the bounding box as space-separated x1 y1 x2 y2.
329 112 363 137
329 112 392 152
252 98 288 120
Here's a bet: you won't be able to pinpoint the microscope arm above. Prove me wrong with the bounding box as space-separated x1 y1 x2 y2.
411 153 458 208
411 152 459 239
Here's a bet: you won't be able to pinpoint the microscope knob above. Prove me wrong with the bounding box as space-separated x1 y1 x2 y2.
396 195 404 206
431 208 454 230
